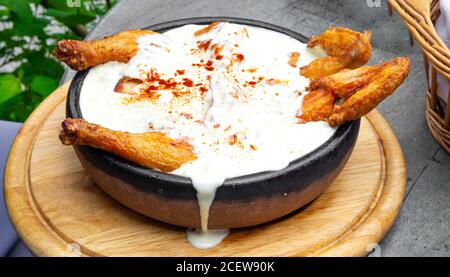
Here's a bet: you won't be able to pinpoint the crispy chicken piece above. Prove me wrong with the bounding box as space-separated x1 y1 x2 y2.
194 22 220 36
309 63 385 99
328 57 410 127
288 52 300 67
301 56 350 80
298 57 410 126
114 76 143 94
300 27 372 79
53 30 155 71
59 118 196 172
297 88 336 123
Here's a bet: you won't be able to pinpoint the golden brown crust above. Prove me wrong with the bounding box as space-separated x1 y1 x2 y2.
309 63 384 99
301 56 349 79
297 89 336 123
298 57 410 126
288 52 300 67
114 76 143 94
300 27 372 79
53 30 155 71
194 22 220 36
328 57 410 127
59 118 196 172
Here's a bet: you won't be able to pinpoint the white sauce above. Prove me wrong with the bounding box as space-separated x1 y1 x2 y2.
79 22 335 249
186 229 230 249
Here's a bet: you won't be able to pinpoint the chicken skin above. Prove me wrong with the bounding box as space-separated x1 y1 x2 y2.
59 118 196 172
53 30 155 71
328 57 410 127
300 27 372 79
308 63 384 99
299 57 410 125
297 89 336 123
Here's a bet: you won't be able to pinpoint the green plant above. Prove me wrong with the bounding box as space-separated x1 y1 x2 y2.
0 0 117 122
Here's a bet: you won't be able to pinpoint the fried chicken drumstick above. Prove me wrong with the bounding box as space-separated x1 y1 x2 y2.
59 118 196 172
53 30 155 71
298 57 410 126
300 27 372 79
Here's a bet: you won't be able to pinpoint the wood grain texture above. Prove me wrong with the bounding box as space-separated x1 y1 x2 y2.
4 82 406 257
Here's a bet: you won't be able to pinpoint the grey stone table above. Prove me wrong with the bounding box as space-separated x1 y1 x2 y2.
63 0 450 257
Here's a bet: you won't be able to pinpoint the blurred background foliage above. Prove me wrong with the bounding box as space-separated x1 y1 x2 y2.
0 0 117 122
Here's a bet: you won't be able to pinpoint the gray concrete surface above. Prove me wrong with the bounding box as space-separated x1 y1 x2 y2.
62 0 450 256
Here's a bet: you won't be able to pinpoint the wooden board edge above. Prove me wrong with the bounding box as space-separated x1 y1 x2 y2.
295 118 387 256
4 82 78 257
4 83 406 257
316 110 407 257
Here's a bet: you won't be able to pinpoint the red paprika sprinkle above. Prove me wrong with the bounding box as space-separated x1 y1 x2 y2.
197 39 212 51
182 78 194 87
181 112 193 119
234 53 244 62
229 134 238 145
199 86 208 96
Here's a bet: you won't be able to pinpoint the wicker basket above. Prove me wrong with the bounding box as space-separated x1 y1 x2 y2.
389 0 450 153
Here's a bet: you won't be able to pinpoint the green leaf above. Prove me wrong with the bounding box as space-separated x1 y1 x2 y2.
0 0 33 23
44 0 74 10
12 21 47 38
16 51 64 79
46 8 96 27
0 73 21 104
0 29 12 41
30 75 58 96
49 31 80 41
0 6 10 17
0 90 43 122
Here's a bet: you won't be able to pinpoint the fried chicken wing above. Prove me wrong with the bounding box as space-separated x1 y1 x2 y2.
53 30 155 71
301 56 350 80
309 63 384 99
300 27 372 79
59 118 196 172
297 89 336 123
328 57 410 127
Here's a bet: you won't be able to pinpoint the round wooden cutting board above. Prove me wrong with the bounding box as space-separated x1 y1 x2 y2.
4 83 406 257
